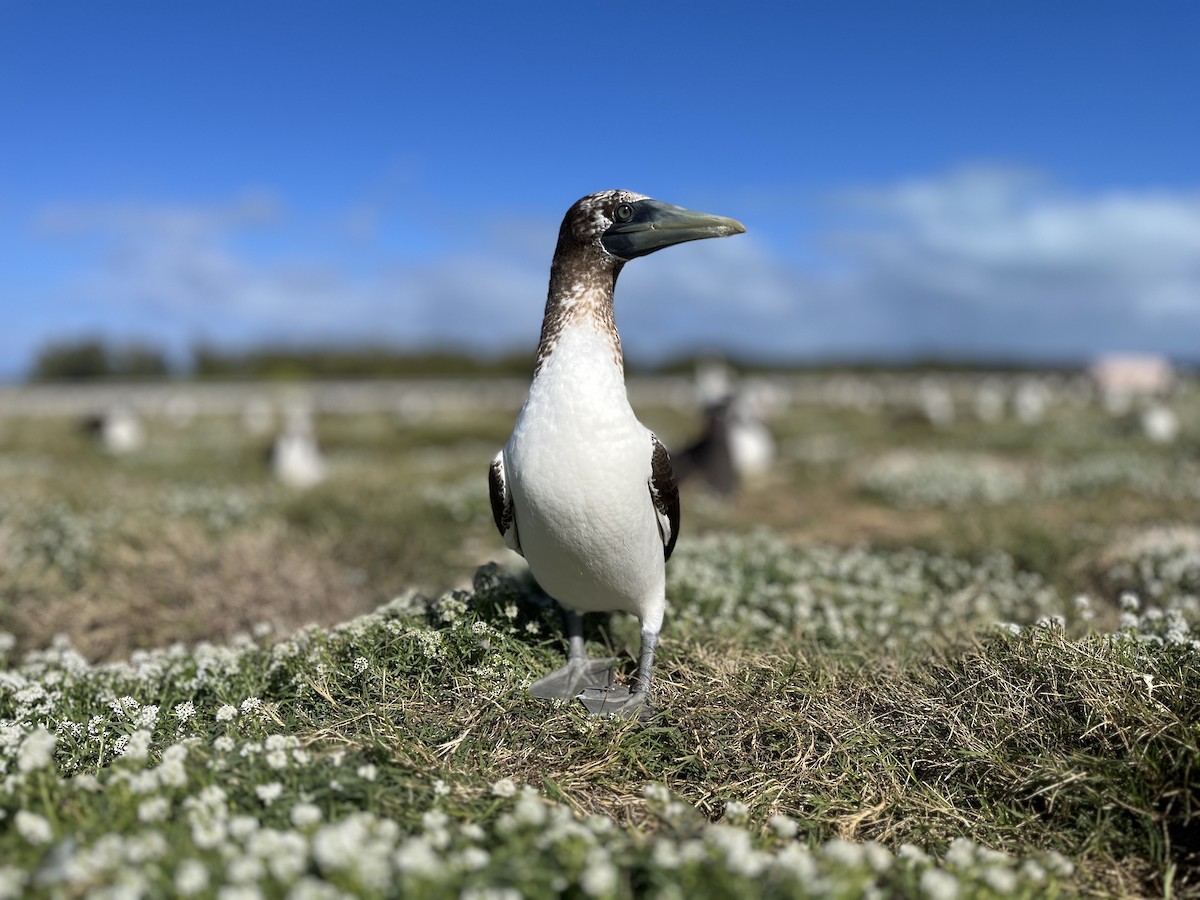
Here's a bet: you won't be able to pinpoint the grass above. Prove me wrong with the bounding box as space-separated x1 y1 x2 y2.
1 373 1199 897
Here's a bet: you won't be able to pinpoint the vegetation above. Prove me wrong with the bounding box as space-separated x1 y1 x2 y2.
31 339 170 381
189 344 538 381
1 373 1198 897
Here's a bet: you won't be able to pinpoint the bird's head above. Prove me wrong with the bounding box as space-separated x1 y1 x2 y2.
558 190 745 263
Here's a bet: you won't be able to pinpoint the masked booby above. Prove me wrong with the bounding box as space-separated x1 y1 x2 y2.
489 190 745 717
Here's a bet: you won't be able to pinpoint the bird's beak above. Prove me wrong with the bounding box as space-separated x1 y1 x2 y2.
602 199 746 260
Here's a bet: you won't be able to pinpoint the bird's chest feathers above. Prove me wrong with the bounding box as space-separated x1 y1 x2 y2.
509 324 649 494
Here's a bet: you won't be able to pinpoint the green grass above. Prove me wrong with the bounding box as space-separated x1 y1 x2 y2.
1 376 1199 897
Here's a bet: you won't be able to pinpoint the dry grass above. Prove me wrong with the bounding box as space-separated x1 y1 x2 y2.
2 377 1199 896
13 521 373 660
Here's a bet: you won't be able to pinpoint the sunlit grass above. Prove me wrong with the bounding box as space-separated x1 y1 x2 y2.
1 375 1199 896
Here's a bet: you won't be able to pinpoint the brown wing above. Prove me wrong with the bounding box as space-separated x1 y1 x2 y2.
488 451 522 556
649 433 680 561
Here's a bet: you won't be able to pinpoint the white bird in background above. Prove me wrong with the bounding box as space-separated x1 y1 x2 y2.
87 406 146 455
489 190 745 717
271 404 326 488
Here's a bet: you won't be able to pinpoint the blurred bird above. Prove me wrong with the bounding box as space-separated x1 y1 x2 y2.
675 386 777 499
271 405 326 488
1140 403 1180 444
672 396 739 498
489 190 745 717
85 407 146 455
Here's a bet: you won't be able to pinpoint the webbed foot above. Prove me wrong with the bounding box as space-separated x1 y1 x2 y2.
577 685 657 721
528 657 618 700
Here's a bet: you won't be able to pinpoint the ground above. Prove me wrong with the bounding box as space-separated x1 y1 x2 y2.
0 372 1197 897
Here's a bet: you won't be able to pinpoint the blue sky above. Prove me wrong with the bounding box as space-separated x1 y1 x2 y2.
2 2 1198 378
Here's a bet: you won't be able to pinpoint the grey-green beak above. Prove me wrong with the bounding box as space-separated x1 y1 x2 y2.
601 199 746 260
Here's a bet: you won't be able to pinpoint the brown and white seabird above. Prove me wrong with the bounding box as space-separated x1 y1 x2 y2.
488 190 745 717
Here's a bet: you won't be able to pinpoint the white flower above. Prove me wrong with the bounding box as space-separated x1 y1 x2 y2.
707 826 765 877
945 838 975 868
651 839 681 869
225 857 265 888
1019 860 1046 883
643 783 670 804
0 866 28 900
459 847 490 871
863 842 893 873
137 705 159 728
579 850 617 897
919 868 959 900
822 838 864 867
353 656 369 674
395 836 441 877
290 803 322 828
158 743 189 787
266 750 289 770
174 860 209 896
982 866 1017 893
1119 592 1141 612
357 764 378 782
17 727 56 773
73 773 101 792
216 704 238 722
773 843 817 881
122 729 153 762
174 701 196 724
422 809 449 831
898 843 930 864
513 788 547 826
724 800 749 824
433 779 450 796
1043 851 1075 877
264 734 296 752
241 697 262 715
138 797 171 823
229 815 259 840
256 782 283 806
191 819 227 850
14 811 53 845
491 777 517 798
768 814 798 838
214 735 235 753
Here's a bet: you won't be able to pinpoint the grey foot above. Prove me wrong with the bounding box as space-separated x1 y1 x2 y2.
577 685 657 721
528 657 618 700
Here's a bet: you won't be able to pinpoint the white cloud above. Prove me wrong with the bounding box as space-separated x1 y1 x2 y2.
35 192 281 238
839 166 1200 299
20 170 1200 372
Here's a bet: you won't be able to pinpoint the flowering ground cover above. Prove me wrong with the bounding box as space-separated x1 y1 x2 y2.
1 374 1198 896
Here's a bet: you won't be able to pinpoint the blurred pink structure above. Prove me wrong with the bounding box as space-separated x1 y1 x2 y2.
1088 353 1175 412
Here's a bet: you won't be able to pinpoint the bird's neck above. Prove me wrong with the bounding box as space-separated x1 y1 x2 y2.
534 248 624 377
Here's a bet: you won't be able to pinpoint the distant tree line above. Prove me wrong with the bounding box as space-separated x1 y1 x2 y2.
29 337 1097 383
190 344 535 379
32 340 171 381
29 338 538 382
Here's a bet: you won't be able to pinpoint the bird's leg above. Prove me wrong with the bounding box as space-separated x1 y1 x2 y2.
527 607 617 701
631 629 658 695
565 608 588 665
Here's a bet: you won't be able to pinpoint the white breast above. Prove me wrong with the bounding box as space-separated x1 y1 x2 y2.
504 323 665 628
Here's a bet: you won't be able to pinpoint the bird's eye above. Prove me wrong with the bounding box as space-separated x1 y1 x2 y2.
614 203 633 223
